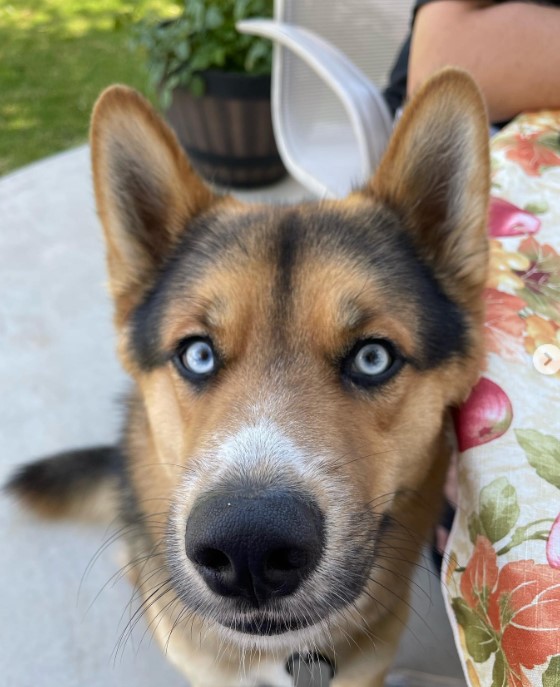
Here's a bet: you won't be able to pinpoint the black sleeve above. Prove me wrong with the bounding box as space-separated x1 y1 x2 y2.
383 0 439 115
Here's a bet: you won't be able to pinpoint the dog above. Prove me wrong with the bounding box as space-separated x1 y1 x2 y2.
6 68 489 687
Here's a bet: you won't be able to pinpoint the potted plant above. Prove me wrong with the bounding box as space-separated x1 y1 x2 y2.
133 0 286 188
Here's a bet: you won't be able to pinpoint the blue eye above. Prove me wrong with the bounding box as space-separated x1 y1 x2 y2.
176 338 217 380
344 339 403 387
353 342 392 376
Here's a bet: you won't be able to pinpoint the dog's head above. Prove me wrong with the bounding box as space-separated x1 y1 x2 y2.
90 69 489 651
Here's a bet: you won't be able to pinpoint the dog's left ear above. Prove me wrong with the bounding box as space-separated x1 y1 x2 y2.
367 68 490 310
90 86 218 321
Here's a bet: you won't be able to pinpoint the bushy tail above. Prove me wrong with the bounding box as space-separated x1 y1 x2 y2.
5 445 121 520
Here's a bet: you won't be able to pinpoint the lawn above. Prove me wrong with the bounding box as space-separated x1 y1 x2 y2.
0 0 178 175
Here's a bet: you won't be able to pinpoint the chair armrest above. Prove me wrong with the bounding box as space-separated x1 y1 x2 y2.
237 19 393 186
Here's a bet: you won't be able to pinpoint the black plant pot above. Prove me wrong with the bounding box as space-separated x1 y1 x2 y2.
165 70 286 188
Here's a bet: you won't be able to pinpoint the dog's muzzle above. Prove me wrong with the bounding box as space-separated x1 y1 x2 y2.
185 489 324 610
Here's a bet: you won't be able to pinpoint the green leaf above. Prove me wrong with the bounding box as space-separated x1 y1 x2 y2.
205 6 224 29
524 201 549 215
539 133 560 155
189 75 205 97
166 74 181 92
452 598 498 663
245 38 272 72
174 41 191 61
497 518 555 556
479 477 520 544
188 0 205 31
491 651 507 687
131 0 273 94
468 512 485 545
234 0 251 21
113 11 133 32
149 62 167 87
160 87 173 111
516 429 560 490
543 655 560 687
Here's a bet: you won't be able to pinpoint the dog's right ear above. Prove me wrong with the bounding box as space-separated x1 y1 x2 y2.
90 86 218 322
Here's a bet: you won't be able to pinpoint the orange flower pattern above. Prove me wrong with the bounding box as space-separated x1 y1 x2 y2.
483 288 527 361
497 129 560 176
454 536 560 686
523 315 560 357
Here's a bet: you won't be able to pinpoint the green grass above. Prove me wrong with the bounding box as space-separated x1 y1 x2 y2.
0 0 178 175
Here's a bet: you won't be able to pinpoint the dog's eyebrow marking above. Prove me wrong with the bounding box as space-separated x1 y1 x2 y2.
337 301 378 332
197 298 226 330
130 203 470 372
129 209 262 369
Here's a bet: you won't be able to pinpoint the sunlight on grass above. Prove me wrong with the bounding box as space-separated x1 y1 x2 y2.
0 0 179 175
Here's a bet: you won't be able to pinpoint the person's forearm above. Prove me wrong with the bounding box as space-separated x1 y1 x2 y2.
409 1 560 122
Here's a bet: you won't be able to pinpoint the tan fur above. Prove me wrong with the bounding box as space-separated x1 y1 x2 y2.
11 482 118 521
64 69 490 687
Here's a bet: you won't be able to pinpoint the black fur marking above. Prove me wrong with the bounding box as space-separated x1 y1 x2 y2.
5 445 122 504
275 213 300 303
130 204 469 373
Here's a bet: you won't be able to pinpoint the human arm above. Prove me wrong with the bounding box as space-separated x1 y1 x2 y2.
408 1 560 122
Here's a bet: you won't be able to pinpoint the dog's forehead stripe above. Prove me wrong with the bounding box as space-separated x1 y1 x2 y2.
130 204 468 372
276 213 300 299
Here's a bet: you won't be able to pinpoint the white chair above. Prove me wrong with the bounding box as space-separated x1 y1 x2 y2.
238 0 414 198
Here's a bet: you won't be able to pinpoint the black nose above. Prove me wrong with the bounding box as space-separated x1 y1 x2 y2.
185 490 324 606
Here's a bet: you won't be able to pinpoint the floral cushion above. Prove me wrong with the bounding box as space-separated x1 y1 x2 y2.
444 113 560 687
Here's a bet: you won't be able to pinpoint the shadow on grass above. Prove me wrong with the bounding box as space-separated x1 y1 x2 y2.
0 0 176 175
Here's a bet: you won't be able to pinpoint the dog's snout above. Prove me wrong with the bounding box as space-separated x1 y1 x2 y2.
185 490 324 606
